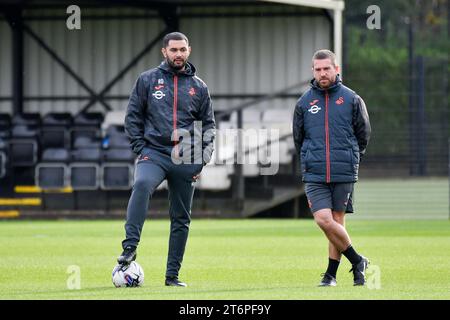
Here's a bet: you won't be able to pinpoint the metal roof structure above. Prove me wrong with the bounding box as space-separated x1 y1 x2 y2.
0 0 344 115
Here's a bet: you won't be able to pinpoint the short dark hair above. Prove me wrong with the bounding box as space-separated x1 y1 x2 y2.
312 49 337 67
163 32 189 48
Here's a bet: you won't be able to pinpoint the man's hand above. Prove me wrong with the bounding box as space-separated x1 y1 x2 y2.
193 174 200 182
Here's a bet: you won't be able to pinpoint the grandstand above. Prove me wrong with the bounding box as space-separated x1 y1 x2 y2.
0 106 309 218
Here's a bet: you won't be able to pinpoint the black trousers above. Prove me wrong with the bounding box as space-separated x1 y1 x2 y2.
122 148 203 278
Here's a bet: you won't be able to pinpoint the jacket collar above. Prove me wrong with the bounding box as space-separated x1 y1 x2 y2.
310 74 342 93
158 60 196 76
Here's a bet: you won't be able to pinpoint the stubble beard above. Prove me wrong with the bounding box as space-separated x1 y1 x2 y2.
167 58 187 71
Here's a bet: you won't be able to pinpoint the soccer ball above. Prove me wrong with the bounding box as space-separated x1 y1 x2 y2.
112 261 144 287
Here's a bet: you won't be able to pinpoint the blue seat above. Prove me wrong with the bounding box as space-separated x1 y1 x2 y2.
0 151 6 179
70 147 101 190
73 136 101 149
73 112 104 127
12 113 41 126
42 112 72 127
41 113 73 149
36 148 70 189
10 139 38 166
100 148 135 190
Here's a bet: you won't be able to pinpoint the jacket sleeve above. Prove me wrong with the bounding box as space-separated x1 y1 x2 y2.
125 75 147 155
199 85 216 165
292 100 305 155
352 95 371 161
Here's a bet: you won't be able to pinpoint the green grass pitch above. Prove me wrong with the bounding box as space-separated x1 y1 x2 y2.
0 219 449 300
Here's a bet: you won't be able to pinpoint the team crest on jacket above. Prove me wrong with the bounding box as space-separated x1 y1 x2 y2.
189 87 196 96
336 96 344 105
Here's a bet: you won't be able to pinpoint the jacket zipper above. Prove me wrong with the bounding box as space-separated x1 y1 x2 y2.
173 75 179 156
325 91 331 183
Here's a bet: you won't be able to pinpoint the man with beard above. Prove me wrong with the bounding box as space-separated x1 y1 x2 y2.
293 49 371 287
117 32 215 287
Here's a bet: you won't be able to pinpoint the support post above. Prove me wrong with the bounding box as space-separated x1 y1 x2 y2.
8 8 24 116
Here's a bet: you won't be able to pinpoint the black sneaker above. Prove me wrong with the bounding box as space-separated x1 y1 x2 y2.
165 276 187 287
318 273 337 287
349 256 370 286
117 245 137 265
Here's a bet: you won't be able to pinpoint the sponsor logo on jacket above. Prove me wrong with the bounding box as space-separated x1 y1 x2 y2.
308 105 321 114
152 90 166 100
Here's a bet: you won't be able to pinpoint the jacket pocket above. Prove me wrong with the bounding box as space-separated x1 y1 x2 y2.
349 149 359 175
349 149 360 164
302 149 311 172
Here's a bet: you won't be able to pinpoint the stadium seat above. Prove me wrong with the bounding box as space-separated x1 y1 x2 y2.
71 148 102 162
42 148 70 162
101 124 128 149
40 127 68 149
107 134 129 149
35 148 70 189
11 117 41 166
102 148 135 162
0 129 10 139
0 151 6 179
11 125 39 138
262 108 295 164
216 119 266 176
211 143 235 168
218 120 236 130
214 122 237 165
70 127 101 148
9 138 38 166
0 137 9 177
105 124 126 137
0 137 8 152
197 165 231 190
42 112 73 127
262 108 292 123
243 163 259 177
73 136 101 149
71 112 104 148
73 112 104 127
70 163 100 190
69 148 101 190
12 113 41 127
0 114 11 139
263 108 294 133
261 139 292 165
0 114 11 126
100 148 135 190
101 163 134 190
243 123 267 177
101 111 125 136
40 113 72 149
229 109 262 123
